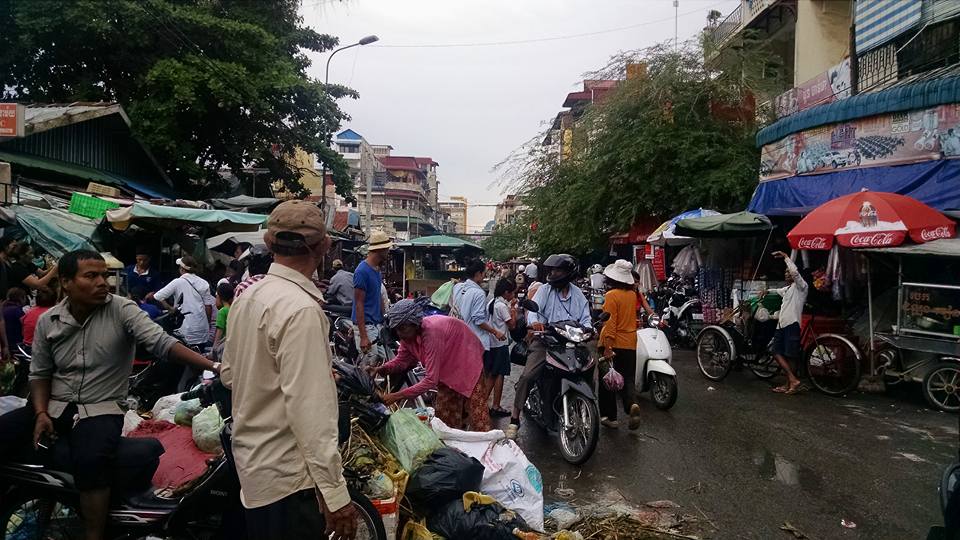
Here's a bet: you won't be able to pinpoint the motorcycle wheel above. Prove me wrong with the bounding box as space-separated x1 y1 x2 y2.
557 392 600 465
923 361 960 413
649 373 678 410
0 491 84 540
349 486 388 540
696 328 734 381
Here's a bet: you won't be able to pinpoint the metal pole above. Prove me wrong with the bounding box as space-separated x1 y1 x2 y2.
365 172 373 237
867 256 875 374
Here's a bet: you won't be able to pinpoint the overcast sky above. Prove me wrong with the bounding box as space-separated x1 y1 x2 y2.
301 0 738 232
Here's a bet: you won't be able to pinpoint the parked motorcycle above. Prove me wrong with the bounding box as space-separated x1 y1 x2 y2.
635 316 679 410
125 310 191 411
6 343 32 398
657 275 702 348
522 300 608 465
0 372 388 540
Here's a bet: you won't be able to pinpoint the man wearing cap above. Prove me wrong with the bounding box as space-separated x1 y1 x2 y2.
221 200 356 539
149 255 217 390
326 259 354 307
353 230 392 366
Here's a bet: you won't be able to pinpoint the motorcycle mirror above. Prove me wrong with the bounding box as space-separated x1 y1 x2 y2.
597 312 611 322
521 299 540 313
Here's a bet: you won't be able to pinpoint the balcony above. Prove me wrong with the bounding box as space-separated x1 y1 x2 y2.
705 0 787 62
383 181 425 197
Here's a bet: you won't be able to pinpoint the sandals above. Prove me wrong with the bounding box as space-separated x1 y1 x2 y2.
773 383 806 395
489 406 511 417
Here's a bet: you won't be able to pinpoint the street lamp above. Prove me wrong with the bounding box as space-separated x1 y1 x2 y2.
322 35 379 235
325 35 379 85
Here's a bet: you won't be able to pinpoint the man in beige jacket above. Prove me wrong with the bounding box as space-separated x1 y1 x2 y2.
222 200 356 540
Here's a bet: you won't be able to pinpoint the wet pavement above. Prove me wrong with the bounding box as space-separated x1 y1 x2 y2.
496 350 959 539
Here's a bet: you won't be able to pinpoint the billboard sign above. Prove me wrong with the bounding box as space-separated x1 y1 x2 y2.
0 104 24 138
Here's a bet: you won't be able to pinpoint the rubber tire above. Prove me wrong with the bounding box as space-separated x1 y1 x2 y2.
696 327 735 381
556 392 600 466
922 362 960 413
749 350 780 380
804 334 862 396
0 490 84 540
348 486 388 540
649 373 678 410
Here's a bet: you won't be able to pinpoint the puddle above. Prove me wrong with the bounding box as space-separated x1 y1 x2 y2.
754 450 822 491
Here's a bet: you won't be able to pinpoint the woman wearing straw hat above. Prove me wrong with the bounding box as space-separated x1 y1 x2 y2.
598 259 642 430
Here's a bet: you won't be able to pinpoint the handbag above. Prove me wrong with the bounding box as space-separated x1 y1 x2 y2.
510 340 528 366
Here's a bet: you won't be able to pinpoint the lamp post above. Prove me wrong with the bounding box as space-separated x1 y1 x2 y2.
323 35 379 234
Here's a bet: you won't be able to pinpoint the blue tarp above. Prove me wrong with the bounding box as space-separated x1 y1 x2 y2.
748 159 960 215
756 74 960 147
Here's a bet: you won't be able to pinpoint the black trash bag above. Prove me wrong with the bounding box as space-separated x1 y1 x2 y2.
406 447 484 515
427 497 530 540
333 360 378 399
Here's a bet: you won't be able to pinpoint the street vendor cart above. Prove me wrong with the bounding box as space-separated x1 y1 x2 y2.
395 235 483 297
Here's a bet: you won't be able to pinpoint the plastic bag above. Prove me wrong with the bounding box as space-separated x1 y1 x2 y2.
121 410 144 436
365 471 395 500
173 398 203 426
407 447 485 516
191 405 224 453
426 492 530 540
400 519 442 540
151 393 182 423
430 279 455 308
431 418 544 531
378 408 442 473
602 365 624 391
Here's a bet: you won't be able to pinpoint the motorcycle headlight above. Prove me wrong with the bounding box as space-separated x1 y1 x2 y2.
556 324 588 343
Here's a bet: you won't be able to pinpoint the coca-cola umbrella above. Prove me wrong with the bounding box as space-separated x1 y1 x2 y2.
787 190 956 378
787 190 956 251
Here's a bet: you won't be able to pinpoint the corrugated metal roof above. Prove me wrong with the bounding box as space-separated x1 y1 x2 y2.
22 103 128 136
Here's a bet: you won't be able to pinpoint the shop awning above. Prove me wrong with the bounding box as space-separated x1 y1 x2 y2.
0 150 176 199
209 195 279 212
14 205 97 258
859 238 960 257
674 211 774 238
396 235 483 250
106 203 267 232
757 70 960 147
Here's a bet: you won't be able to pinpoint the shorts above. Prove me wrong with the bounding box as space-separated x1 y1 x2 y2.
772 322 801 360
52 406 124 491
483 346 511 377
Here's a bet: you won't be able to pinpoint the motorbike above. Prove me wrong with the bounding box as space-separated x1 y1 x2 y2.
0 372 388 540
522 300 608 465
125 310 192 411
635 316 679 410
657 275 703 348
6 343 32 398
928 415 960 539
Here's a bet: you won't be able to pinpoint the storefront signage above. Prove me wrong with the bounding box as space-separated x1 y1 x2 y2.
774 58 850 119
900 283 960 338
760 103 960 182
0 104 24 138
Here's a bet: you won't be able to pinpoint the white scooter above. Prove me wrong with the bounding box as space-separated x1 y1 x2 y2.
636 316 679 410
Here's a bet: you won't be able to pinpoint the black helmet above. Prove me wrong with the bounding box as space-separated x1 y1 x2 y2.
245 245 274 276
544 253 579 288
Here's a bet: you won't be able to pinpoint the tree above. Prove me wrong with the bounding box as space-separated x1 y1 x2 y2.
0 0 355 199
497 39 784 256
482 221 530 261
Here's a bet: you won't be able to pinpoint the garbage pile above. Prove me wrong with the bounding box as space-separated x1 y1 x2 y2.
543 500 702 540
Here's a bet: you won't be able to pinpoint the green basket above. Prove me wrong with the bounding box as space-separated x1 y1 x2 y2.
68 192 119 219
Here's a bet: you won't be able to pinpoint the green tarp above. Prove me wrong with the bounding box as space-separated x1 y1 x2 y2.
396 234 483 250
106 203 267 231
673 211 774 238
15 206 97 258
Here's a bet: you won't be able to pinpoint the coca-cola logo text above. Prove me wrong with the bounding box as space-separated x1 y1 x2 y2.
919 226 951 242
848 232 897 247
797 237 828 250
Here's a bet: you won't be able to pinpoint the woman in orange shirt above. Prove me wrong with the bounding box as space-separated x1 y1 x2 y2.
598 259 642 430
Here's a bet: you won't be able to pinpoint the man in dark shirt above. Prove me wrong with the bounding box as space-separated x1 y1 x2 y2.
125 250 161 294
27 250 217 540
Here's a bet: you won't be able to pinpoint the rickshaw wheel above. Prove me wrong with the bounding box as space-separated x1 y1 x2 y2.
923 361 960 413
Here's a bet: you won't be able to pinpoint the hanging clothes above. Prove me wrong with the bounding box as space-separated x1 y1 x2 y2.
672 245 701 278
635 261 659 294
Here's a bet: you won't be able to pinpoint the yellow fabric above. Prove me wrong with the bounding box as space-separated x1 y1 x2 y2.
221 263 350 512
462 491 498 511
598 288 638 350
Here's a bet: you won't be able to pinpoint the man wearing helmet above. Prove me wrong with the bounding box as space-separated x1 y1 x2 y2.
506 254 593 439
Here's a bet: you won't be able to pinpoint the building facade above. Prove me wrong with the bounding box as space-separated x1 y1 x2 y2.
439 196 468 234
494 194 524 227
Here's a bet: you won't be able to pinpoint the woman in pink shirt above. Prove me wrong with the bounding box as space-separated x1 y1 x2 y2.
374 299 491 432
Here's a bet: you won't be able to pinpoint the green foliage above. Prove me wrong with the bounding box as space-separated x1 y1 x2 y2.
482 221 530 261
0 0 355 198
506 40 780 257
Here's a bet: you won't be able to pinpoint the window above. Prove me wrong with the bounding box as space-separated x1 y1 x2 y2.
339 144 360 154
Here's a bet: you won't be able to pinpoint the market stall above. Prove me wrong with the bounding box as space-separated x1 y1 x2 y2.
395 235 483 297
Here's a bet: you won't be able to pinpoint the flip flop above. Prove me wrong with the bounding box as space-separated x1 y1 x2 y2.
784 384 806 395
772 385 790 393
489 406 511 417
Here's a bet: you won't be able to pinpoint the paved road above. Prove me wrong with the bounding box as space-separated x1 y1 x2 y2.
496 350 958 539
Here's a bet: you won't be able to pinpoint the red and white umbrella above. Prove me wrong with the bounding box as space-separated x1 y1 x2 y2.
787 190 956 250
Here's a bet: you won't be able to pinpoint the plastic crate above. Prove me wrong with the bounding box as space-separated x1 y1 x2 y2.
68 192 119 219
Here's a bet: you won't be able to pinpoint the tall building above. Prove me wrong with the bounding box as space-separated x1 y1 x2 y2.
542 80 619 160
331 129 445 239
703 0 960 214
494 194 524 227
439 196 468 234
